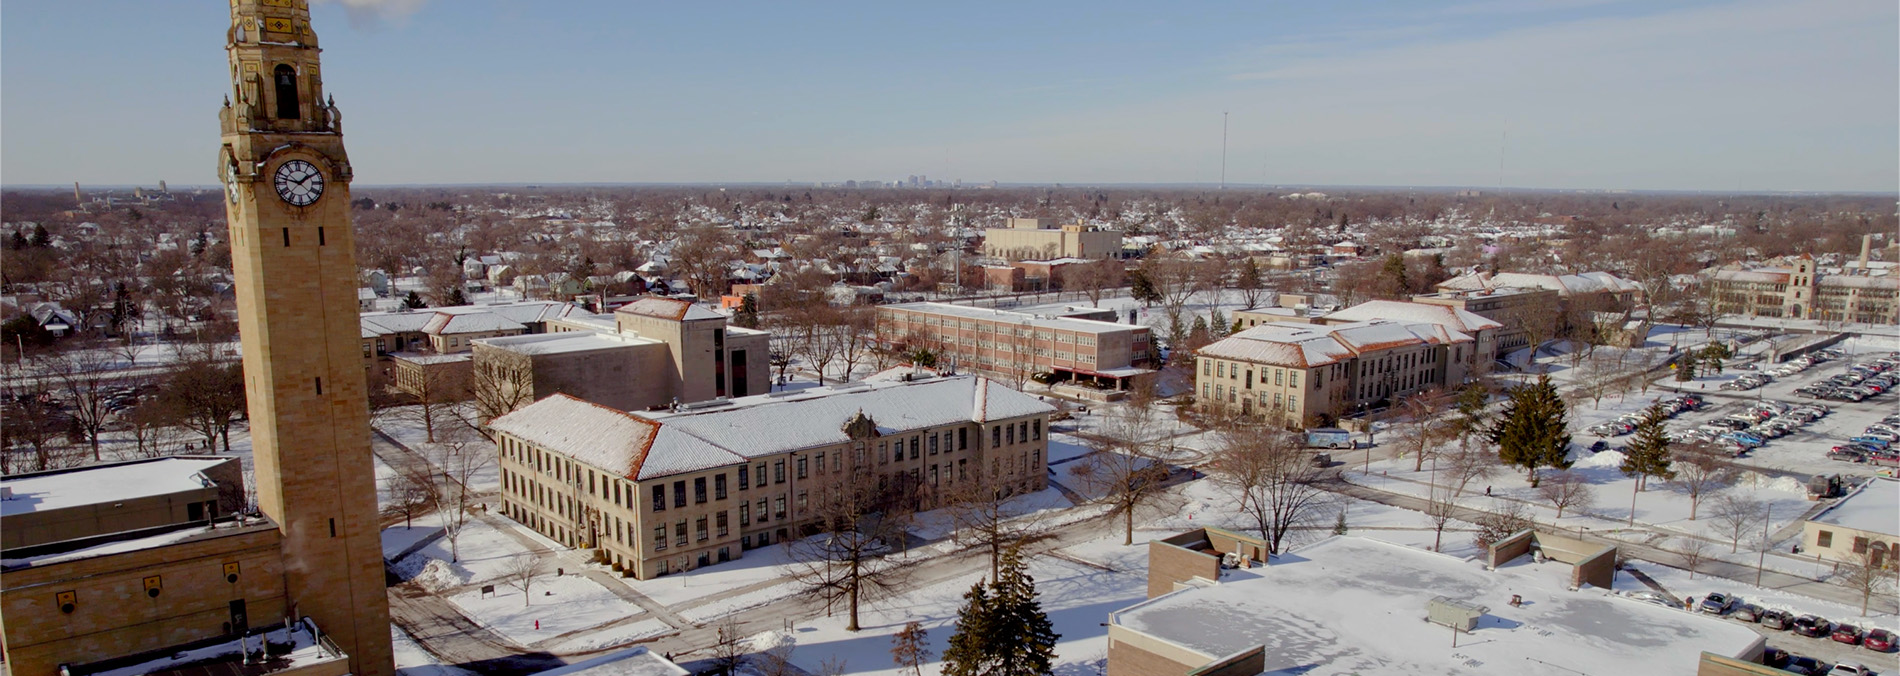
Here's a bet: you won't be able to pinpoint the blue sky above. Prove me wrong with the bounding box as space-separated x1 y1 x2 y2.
3 0 1894 191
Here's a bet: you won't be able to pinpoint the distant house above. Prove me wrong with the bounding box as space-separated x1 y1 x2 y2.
25 303 81 337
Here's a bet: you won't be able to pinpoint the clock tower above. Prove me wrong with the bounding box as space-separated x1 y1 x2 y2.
218 1 393 674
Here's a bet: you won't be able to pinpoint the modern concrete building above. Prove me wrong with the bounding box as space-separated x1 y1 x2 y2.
472 296 771 415
1708 255 1899 325
982 217 1122 261
490 374 1053 579
1194 319 1479 427
1 457 243 550
1105 536 1764 676
1801 477 1898 568
875 302 1154 390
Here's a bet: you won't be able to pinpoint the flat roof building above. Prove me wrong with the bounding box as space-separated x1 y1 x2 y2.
1802 477 1898 568
1105 536 1765 676
1194 319 1478 428
876 302 1154 391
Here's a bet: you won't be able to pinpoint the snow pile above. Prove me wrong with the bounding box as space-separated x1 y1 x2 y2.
412 558 464 592
1737 472 1806 494
1573 450 1627 469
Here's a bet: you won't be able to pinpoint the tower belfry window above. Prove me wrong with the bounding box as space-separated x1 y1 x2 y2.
274 65 299 120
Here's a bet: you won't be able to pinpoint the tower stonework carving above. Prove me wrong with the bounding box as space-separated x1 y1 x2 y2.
218 1 393 673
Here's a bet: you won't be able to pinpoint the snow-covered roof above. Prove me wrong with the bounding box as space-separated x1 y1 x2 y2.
1110 536 1763 676
1438 271 1640 297
1711 269 1793 284
390 352 473 365
476 331 659 356
1322 300 1503 334
1 457 228 517
529 646 688 676
424 308 528 335
1819 274 1900 290
617 296 725 322
1198 319 1468 368
1810 477 1898 537
882 302 1144 336
361 311 434 336
639 376 1055 465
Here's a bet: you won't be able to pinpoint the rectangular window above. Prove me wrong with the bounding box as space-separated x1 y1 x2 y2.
1217 362 1225 378
1007 425 1015 445
696 517 709 542
740 503 751 526
1817 530 1833 548
756 498 768 522
695 477 707 504
1288 395 1298 410
774 497 786 520
1032 420 1042 440
1852 536 1869 553
652 485 665 512
674 480 687 508
738 466 749 491
797 491 808 510
1202 360 1211 376
715 474 727 500
930 434 939 456
815 454 825 475
655 526 668 551
910 437 920 460
1289 373 1299 388
717 512 730 537
757 463 767 486
833 450 842 473
675 522 688 547
1275 369 1284 386
774 460 785 483
797 456 808 479
880 441 889 464
1019 422 1028 442
992 426 1002 448
959 428 968 450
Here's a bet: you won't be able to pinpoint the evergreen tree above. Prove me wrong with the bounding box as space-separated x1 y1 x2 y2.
1129 269 1160 306
941 583 995 676
30 224 51 248
1674 353 1697 382
735 293 761 329
403 290 428 309
1236 258 1264 308
942 546 1059 676
1700 343 1725 375
1487 375 1572 486
1378 253 1410 298
1620 403 1676 497
1186 315 1211 351
1208 308 1229 339
1332 509 1349 535
8 230 27 251
445 287 469 307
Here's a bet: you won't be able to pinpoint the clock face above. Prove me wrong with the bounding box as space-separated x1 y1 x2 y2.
224 163 240 205
273 159 324 206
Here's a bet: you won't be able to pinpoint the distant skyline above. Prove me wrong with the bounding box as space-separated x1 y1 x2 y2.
3 0 1895 192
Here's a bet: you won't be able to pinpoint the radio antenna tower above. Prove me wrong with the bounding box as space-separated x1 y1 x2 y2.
1220 111 1230 191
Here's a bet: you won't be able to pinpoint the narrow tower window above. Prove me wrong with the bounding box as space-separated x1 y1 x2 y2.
273 64 299 120
282 228 290 247
317 226 325 246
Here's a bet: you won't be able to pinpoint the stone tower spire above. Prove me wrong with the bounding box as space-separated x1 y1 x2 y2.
217 1 393 674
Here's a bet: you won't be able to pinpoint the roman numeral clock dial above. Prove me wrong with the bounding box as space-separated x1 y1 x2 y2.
273 159 325 206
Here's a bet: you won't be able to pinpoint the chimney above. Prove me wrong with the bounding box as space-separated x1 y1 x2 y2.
1859 234 1872 275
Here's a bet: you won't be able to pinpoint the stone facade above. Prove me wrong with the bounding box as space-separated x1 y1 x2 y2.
876 302 1153 390
982 218 1123 261
1195 320 1477 428
1709 256 1900 325
217 0 391 671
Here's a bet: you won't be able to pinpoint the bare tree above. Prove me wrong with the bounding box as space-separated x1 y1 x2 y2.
384 467 437 530
1 360 65 473
1205 424 1334 555
465 350 535 438
1444 440 1501 498
1392 388 1451 472
1471 499 1532 551
1068 259 1123 307
890 621 932 676
44 348 116 459
154 346 246 453
709 617 748 676
1837 548 1899 616
1425 490 1459 553
785 466 911 632
389 358 471 443
829 305 876 382
425 426 492 562
1670 444 1735 520
1072 409 1176 546
1533 470 1596 519
945 465 1053 581
1708 493 1765 554
1676 536 1711 580
501 554 544 606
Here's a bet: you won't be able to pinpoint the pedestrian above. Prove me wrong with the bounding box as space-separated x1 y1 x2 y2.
1485 486 1492 497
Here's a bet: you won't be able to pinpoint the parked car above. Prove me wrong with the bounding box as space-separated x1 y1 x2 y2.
1826 663 1871 676
1828 447 1868 462
1832 624 1864 645
1793 615 1832 638
1784 655 1826 675
1864 628 1895 652
1731 603 1763 622
1763 647 1790 668
1699 592 1738 614
1761 609 1795 630
1859 430 1899 442
1848 437 1891 450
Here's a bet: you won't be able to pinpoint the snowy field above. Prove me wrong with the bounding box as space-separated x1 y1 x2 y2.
448 574 644 647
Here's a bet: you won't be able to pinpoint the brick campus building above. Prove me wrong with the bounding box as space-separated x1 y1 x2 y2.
489 374 1053 579
1 2 392 674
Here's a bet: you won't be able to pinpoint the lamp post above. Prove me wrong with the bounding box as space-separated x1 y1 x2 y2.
1756 504 1771 587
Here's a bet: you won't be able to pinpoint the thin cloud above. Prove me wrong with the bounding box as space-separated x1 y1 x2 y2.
315 0 428 28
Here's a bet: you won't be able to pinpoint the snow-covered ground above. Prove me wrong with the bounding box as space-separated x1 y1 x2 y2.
448 574 644 647
392 625 477 676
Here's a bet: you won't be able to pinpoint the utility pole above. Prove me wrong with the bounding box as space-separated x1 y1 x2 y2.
1755 504 1770 586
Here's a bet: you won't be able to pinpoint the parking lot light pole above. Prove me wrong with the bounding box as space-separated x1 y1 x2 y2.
1756 504 1770 587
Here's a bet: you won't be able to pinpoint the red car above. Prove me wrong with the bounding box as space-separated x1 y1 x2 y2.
1832 623 1864 645
1865 628 1895 652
